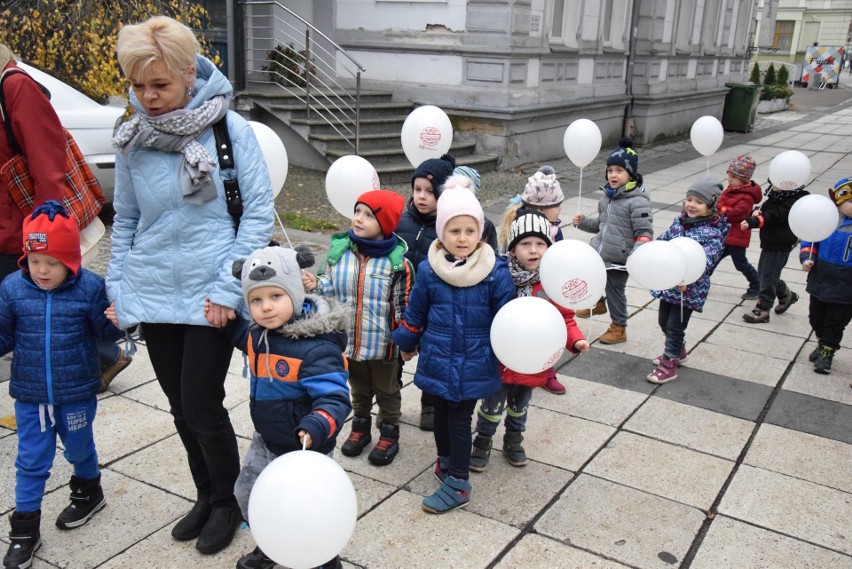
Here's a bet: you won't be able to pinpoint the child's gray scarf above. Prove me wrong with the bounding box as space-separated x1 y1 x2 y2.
508 256 539 298
112 96 228 204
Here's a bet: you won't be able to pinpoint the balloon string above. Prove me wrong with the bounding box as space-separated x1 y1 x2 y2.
705 157 710 178
577 166 584 217
302 436 307 451
680 290 684 322
808 249 813 262
275 208 310 279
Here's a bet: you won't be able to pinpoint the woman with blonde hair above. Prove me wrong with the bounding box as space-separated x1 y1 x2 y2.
108 16 273 556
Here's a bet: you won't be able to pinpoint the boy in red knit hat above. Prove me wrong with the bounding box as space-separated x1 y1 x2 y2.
0 201 123 569
303 190 415 466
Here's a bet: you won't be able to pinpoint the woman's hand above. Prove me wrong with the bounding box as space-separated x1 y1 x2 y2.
204 299 236 328
104 302 120 329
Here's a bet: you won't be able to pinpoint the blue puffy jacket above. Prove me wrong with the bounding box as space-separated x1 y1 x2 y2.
0 269 123 404
393 244 515 402
800 215 852 305
107 56 274 328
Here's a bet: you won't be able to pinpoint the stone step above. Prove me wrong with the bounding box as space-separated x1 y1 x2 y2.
308 132 402 152
290 115 408 136
269 100 416 119
325 140 477 167
375 154 499 185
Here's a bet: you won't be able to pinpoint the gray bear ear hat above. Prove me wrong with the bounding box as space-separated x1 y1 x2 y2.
232 245 315 315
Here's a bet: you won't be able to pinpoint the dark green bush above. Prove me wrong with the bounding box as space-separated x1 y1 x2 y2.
763 64 777 86
265 43 312 88
749 63 761 84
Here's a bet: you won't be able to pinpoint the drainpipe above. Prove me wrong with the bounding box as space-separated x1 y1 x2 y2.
623 0 641 138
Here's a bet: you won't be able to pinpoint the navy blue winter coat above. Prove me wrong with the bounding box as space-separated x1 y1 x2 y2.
392 244 515 402
221 296 352 455
395 199 438 270
0 269 123 404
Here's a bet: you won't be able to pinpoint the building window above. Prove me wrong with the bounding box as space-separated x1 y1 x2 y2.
774 21 795 52
550 0 581 48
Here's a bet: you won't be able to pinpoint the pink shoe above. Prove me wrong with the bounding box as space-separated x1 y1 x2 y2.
542 369 566 394
652 345 688 365
646 357 678 384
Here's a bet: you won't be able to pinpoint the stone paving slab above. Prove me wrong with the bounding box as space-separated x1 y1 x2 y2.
765 389 852 445
718 464 852 555
495 533 631 568
536 474 707 568
691 516 852 569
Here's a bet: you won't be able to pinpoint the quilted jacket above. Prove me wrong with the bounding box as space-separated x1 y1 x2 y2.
576 176 653 265
313 232 414 361
395 199 437 270
0 269 123 404
652 213 729 312
392 243 515 402
221 296 352 455
107 55 274 328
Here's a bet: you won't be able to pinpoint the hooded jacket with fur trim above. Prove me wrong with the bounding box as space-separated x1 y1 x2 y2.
220 295 352 456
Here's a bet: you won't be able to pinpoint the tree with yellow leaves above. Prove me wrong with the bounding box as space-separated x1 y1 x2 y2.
1 0 220 102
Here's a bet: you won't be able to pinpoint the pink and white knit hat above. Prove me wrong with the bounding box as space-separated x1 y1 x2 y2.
522 171 564 207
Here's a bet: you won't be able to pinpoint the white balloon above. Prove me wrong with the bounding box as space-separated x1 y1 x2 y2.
80 217 105 268
539 239 607 310
248 121 288 198
490 297 567 375
788 194 839 242
670 236 707 285
325 155 380 218
248 451 357 569
768 150 812 191
401 105 453 168
626 241 688 290
689 116 724 157
563 119 602 168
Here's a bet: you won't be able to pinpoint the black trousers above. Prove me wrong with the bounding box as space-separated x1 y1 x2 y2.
808 296 852 351
432 397 477 480
143 323 239 507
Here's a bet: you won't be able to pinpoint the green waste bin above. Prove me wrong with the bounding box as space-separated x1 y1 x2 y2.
722 82 761 133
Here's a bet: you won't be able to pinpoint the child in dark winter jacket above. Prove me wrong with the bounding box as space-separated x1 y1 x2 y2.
1 202 123 569
741 180 809 323
215 245 351 569
573 137 653 345
395 154 455 432
304 190 414 467
717 155 763 300
647 180 729 384
799 178 852 375
469 212 588 473
393 188 515 514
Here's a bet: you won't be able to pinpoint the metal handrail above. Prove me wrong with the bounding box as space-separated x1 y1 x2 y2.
241 0 365 153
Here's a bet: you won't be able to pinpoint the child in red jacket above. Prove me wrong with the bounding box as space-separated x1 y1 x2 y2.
469 211 589 472
717 155 763 299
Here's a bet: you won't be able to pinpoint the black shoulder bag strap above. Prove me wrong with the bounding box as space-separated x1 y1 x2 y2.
212 116 242 233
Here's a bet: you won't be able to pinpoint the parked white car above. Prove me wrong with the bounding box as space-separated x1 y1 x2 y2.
17 62 124 202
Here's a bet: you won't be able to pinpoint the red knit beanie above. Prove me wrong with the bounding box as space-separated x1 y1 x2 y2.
355 190 406 238
19 201 81 275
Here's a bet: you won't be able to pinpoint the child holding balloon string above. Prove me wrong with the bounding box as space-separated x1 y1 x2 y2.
392 188 515 514
647 179 728 384
799 178 852 375
572 137 653 346
469 211 589 472
497 166 569 395
303 190 414 467
211 245 351 569
740 160 810 324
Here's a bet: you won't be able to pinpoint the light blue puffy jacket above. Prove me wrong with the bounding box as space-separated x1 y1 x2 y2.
107 56 274 328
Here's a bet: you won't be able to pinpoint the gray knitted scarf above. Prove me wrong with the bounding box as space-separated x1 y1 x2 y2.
112 96 228 204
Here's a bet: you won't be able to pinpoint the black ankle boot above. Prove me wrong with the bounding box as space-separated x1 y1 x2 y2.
3 510 41 569
171 498 211 541
195 504 242 555
368 422 399 466
55 475 106 530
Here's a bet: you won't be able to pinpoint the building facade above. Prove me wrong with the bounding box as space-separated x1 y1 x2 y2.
239 1 757 168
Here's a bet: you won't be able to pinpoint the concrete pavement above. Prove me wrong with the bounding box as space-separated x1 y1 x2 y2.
1 86 851 568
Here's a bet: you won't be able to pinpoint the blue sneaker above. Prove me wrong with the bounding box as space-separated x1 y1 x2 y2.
421 476 471 514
